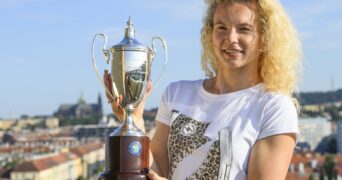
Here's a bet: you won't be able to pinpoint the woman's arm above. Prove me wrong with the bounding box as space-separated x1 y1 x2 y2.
247 133 296 180
149 121 170 178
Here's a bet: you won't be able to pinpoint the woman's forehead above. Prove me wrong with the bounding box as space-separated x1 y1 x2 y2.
214 2 258 25
216 0 257 4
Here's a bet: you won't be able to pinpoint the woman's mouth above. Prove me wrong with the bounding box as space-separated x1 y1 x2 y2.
223 49 243 58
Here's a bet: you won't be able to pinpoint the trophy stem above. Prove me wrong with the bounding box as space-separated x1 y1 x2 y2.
111 104 145 137
124 104 135 129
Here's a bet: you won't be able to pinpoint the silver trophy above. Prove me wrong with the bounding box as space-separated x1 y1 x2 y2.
91 18 167 180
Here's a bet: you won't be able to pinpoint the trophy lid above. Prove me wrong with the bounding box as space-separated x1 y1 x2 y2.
112 17 149 52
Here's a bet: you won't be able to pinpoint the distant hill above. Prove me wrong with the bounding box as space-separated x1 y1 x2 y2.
298 89 342 105
141 90 342 107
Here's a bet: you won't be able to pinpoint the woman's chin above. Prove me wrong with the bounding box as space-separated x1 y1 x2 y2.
224 60 243 69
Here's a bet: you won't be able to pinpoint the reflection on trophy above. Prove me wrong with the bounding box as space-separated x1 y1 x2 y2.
91 17 167 180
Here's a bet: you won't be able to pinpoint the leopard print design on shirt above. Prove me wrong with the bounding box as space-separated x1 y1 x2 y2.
168 113 220 179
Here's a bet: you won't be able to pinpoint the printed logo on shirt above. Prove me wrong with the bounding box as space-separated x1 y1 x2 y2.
181 123 197 136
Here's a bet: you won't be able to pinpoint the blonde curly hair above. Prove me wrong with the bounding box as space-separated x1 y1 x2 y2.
201 0 302 97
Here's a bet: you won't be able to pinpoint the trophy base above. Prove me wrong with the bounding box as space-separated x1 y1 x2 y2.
98 171 147 180
107 135 149 171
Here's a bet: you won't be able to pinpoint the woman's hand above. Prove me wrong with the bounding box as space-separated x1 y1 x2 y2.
103 70 152 131
144 168 168 180
104 70 125 120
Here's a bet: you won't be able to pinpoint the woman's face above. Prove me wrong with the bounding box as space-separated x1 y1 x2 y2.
212 2 261 72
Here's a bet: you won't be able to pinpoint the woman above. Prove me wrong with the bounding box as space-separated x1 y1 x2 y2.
105 0 302 179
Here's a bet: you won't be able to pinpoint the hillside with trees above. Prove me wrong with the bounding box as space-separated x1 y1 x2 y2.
298 89 342 105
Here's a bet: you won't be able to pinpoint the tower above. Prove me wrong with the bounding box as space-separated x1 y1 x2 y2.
98 93 103 116
78 91 86 104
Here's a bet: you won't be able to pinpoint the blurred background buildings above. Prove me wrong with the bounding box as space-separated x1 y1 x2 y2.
0 89 342 179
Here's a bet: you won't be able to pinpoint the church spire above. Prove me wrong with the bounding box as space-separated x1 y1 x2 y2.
78 91 86 104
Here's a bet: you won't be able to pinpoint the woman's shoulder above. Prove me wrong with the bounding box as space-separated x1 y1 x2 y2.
263 90 293 101
259 90 297 112
160 79 204 103
257 90 299 140
166 79 203 91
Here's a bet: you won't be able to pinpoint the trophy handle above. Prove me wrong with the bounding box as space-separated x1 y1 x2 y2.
151 36 168 91
91 33 118 100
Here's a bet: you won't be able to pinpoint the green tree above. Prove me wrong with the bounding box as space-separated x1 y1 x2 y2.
325 105 342 121
4 154 22 169
93 164 104 174
76 176 86 180
320 155 337 180
60 115 102 126
309 174 315 180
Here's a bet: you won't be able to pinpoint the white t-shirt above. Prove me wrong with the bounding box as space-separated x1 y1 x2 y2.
156 79 299 180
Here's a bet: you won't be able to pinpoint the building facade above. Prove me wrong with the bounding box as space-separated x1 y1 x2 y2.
298 117 332 150
0 117 59 132
10 142 104 180
336 120 342 153
54 94 103 119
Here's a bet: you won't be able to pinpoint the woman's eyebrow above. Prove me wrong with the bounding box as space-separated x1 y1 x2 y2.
213 21 226 25
237 22 253 27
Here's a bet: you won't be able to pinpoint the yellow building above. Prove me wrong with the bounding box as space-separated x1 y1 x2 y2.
302 104 323 112
11 142 104 180
16 117 59 130
70 142 105 178
11 152 81 180
44 117 59 129
0 117 59 131
0 119 16 130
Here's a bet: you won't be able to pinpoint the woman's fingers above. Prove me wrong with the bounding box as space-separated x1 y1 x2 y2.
103 70 125 120
109 95 125 121
144 168 167 180
104 70 114 101
145 79 152 96
103 70 111 88
103 72 153 123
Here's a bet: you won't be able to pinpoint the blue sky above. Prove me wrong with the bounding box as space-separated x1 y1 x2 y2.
0 0 341 118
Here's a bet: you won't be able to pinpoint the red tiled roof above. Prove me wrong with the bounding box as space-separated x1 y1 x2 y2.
291 153 325 166
70 142 103 157
51 152 77 164
13 152 77 172
335 154 342 163
286 172 309 180
13 142 103 172
0 146 51 154
337 165 342 175
14 157 56 172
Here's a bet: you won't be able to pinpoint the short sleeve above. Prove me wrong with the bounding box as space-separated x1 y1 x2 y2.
257 95 299 140
155 84 172 126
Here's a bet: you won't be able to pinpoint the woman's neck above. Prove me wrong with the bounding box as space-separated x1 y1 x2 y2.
204 67 261 94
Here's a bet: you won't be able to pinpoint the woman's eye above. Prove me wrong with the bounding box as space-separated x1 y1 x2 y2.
215 25 226 31
239 26 252 33
240 27 251 31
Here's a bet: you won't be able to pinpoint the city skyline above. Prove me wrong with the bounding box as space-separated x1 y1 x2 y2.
1 0 342 118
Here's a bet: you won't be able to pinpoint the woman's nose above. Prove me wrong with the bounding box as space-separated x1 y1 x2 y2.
227 29 238 44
